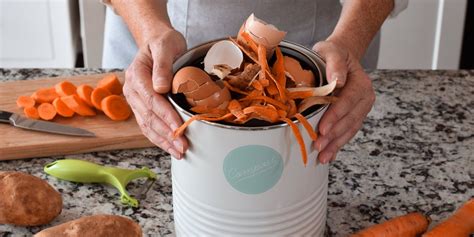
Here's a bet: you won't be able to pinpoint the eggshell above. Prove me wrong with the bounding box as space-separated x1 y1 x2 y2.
204 40 243 78
193 86 231 109
298 96 339 113
183 81 222 101
239 14 286 53
283 56 315 87
172 66 212 94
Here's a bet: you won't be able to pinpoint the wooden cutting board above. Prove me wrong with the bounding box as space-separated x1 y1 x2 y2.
0 73 154 160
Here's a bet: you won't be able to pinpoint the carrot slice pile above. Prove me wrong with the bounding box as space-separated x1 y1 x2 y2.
37 103 57 121
53 97 74 117
55 81 77 97
77 84 94 107
91 87 112 110
101 95 131 121
16 95 35 108
62 95 96 116
16 73 131 122
24 107 39 119
97 74 122 95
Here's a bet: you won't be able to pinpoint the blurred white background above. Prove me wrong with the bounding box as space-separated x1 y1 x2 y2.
0 0 470 69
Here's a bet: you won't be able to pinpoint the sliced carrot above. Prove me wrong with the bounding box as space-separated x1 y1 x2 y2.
16 95 35 108
423 199 474 237
351 212 429 237
294 113 317 141
101 95 131 121
54 81 77 97
91 87 112 110
77 84 94 107
24 106 39 119
281 117 307 166
97 74 122 95
62 94 96 116
32 88 58 103
37 103 57 121
52 97 74 117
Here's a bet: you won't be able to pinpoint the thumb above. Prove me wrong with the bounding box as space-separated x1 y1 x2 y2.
151 45 175 94
313 41 348 88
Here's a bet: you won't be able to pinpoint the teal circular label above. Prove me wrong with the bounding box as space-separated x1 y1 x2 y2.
223 145 283 195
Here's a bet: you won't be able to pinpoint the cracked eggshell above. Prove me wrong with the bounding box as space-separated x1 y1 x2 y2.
239 14 286 51
283 56 315 87
204 40 243 78
172 66 212 94
183 81 222 101
192 85 231 109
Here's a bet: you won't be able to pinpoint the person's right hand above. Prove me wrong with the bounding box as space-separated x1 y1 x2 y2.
123 29 188 159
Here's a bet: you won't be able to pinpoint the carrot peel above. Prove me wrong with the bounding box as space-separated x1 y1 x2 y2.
294 113 317 141
281 117 307 166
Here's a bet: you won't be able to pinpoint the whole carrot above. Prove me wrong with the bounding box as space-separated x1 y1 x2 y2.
423 199 474 237
351 212 430 237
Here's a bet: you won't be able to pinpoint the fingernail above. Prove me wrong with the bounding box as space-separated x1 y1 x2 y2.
173 140 185 153
330 74 339 83
317 137 329 152
319 152 333 164
331 73 345 86
168 148 182 159
321 123 333 135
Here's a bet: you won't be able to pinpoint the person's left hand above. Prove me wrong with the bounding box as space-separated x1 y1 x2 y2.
312 40 376 164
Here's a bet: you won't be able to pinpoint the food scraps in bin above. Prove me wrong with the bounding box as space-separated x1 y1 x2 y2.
171 14 338 166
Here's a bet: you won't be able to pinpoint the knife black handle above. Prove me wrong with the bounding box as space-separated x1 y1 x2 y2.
0 110 13 124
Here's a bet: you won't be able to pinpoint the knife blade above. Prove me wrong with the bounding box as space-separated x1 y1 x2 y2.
0 110 95 137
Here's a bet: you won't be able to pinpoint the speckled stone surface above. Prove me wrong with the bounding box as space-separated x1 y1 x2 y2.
0 69 473 237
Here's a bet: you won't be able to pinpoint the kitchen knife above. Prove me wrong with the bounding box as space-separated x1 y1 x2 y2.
0 110 95 137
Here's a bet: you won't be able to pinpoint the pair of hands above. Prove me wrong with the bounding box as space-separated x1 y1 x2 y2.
123 29 375 163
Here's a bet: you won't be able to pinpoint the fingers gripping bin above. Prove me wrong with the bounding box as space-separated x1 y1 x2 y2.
169 40 329 236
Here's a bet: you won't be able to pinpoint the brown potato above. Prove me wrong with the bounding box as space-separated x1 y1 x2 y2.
0 171 62 226
34 214 142 237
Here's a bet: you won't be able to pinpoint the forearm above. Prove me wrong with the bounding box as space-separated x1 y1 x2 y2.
109 0 173 47
327 0 394 60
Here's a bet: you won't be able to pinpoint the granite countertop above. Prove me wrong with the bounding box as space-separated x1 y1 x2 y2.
0 69 473 236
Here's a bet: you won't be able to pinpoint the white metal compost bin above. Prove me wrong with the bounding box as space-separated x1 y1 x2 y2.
169 40 329 236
